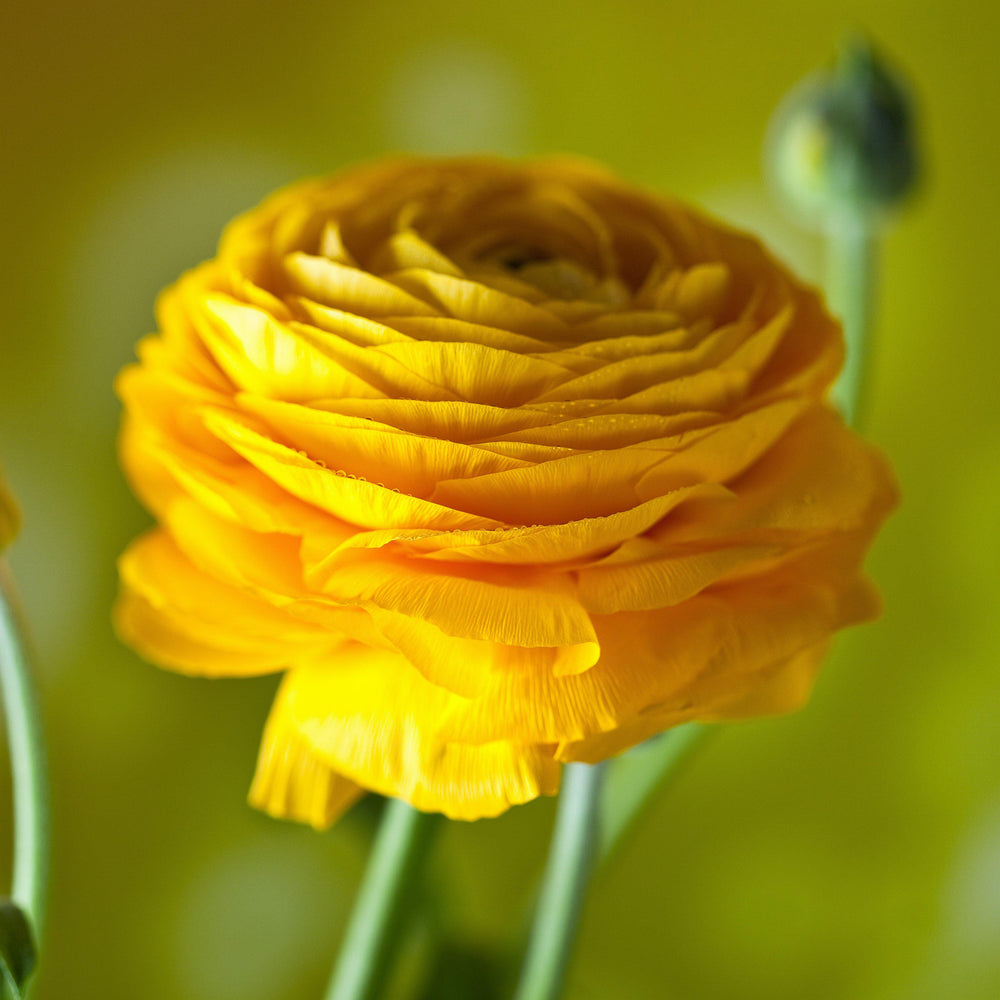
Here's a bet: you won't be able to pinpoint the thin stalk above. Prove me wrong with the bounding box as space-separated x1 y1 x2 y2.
324 798 439 1000
513 762 605 1000
827 211 877 427
0 562 49 939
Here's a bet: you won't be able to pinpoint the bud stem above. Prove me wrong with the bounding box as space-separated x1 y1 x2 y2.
827 210 878 426
0 561 49 994
513 762 606 1000
323 799 440 1000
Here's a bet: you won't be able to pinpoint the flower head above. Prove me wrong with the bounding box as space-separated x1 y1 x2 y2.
115 157 897 825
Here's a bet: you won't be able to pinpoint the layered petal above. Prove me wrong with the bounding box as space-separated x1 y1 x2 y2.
116 530 337 676
278 651 561 820
249 687 365 830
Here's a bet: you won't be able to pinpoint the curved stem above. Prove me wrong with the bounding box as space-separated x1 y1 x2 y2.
513 762 605 1000
0 561 49 963
324 798 439 1000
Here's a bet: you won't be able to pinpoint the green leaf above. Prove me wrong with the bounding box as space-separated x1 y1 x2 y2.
599 723 712 863
0 900 36 998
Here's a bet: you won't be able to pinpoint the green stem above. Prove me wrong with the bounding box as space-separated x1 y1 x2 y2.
827 211 877 427
513 762 605 1000
0 562 48 993
324 798 439 1000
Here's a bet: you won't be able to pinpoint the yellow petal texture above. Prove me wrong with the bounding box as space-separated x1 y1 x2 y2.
115 155 897 824
269 650 561 820
116 530 340 676
249 685 365 830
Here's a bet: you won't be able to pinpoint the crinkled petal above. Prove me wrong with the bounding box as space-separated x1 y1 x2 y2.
116 531 335 676
279 652 561 819
249 687 365 829
659 406 899 546
439 535 882 748
556 642 830 763
578 543 781 614
303 552 600 671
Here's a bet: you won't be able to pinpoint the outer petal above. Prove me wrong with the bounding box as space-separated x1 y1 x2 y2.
658 405 899 546
125 419 348 541
577 543 782 614
155 498 562 697
116 530 338 676
303 551 600 671
249 685 365 830
438 534 882 749
115 360 235 459
284 595 584 696
556 642 831 763
278 651 561 819
577 407 898 613
196 295 460 402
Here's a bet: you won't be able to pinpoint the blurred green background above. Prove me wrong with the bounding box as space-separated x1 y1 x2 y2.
2 1 998 998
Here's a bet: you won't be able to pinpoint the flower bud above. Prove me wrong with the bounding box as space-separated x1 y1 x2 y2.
768 37 919 228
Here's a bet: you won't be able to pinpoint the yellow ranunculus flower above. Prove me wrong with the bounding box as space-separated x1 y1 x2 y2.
115 157 897 825
0 470 18 549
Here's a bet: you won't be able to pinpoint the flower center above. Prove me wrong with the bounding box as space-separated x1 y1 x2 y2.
473 242 620 303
